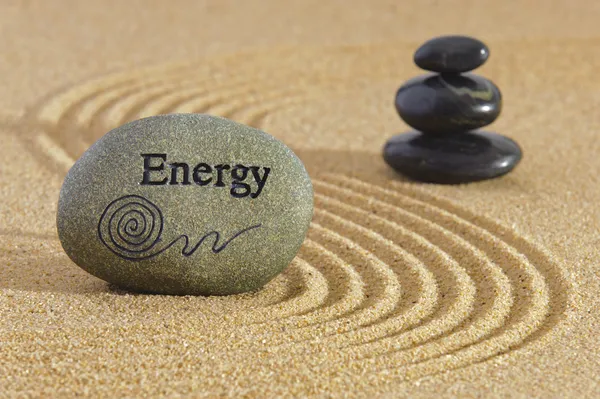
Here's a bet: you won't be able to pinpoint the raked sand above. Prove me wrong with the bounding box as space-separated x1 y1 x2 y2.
0 1 599 397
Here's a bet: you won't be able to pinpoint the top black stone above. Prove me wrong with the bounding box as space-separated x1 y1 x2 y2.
414 35 489 73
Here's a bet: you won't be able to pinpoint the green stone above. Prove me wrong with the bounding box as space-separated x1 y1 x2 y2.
57 114 314 296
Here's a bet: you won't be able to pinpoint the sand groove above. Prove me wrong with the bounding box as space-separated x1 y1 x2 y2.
6 46 572 383
311 176 565 371
4 168 566 379
18 46 410 173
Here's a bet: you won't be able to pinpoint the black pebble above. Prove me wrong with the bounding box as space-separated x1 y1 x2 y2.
383 131 522 184
395 74 502 134
414 35 489 73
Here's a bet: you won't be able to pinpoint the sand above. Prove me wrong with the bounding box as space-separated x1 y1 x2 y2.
0 1 598 397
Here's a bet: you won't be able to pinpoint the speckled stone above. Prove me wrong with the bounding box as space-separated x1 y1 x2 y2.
383 131 522 184
57 114 314 296
414 35 489 73
395 73 502 134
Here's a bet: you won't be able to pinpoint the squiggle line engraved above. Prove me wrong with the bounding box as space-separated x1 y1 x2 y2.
98 195 261 261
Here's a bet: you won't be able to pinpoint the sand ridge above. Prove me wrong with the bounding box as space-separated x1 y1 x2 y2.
0 6 597 397
0 173 573 396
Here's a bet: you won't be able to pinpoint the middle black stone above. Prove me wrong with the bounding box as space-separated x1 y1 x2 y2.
394 73 502 134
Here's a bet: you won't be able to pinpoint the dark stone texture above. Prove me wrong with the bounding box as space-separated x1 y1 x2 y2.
414 35 489 73
394 73 502 134
382 131 522 184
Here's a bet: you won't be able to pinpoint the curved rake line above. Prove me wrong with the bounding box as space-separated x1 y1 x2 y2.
106 84 200 128
21 46 426 174
313 203 440 331
211 175 554 381
24 73 287 172
251 224 368 336
0 177 567 387
227 247 333 325
337 172 570 323
199 254 330 322
0 232 368 348
241 259 303 309
34 133 77 170
234 217 408 342
316 175 557 375
261 254 330 311
286 210 403 334
308 192 469 344
229 178 489 350
32 63 194 124
25 62 273 163
261 182 509 359
277 229 368 327
107 73 302 126
4 44 576 388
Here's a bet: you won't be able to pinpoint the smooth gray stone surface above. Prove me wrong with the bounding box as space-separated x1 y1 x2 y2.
57 114 314 296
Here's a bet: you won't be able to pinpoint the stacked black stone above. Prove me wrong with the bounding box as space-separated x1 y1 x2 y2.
383 35 522 184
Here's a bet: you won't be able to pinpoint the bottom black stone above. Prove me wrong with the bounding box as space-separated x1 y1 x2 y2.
383 131 522 184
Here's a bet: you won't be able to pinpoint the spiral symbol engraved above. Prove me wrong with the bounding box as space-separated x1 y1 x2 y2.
14 46 574 387
98 195 163 259
98 194 262 260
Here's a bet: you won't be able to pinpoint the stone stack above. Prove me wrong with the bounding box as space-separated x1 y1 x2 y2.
383 35 522 184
